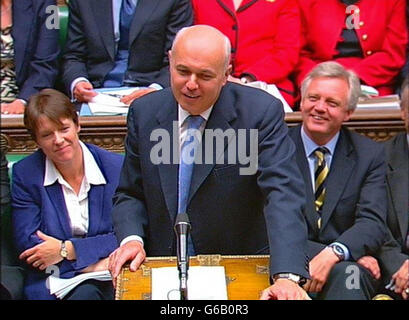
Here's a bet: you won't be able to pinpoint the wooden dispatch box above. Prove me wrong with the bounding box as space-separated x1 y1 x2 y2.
115 255 270 300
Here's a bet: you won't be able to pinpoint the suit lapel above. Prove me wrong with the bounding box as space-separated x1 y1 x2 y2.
156 99 179 220
237 0 260 12
320 129 355 231
91 0 115 61
87 185 105 236
129 0 160 48
216 0 259 15
387 135 409 240
46 183 72 239
188 100 236 205
292 126 320 234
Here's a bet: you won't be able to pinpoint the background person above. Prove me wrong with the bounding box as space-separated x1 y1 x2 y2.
192 0 301 107
1 0 59 115
61 0 193 105
295 0 408 99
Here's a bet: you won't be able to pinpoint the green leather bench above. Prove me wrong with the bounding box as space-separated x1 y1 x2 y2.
58 5 69 50
5 154 27 180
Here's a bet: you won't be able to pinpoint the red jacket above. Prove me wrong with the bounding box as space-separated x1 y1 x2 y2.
192 0 302 107
295 0 408 96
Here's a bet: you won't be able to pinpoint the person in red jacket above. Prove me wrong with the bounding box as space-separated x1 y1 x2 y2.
295 0 408 98
192 0 301 108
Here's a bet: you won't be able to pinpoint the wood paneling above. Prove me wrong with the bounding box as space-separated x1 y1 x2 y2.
1 109 404 154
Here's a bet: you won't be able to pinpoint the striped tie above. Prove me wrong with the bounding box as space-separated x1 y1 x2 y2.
314 147 329 228
178 115 205 256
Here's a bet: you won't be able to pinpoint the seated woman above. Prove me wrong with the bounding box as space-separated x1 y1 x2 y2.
11 89 123 300
192 0 301 108
1 0 59 115
295 0 408 97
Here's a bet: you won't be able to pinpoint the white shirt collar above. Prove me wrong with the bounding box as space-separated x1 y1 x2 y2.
178 105 213 127
44 141 106 187
301 125 339 158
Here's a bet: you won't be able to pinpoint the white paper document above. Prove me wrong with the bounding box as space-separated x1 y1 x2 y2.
87 93 129 115
151 266 228 300
47 270 112 299
360 85 379 96
85 87 150 115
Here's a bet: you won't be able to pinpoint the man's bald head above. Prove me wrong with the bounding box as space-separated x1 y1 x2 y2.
168 25 232 115
171 25 231 70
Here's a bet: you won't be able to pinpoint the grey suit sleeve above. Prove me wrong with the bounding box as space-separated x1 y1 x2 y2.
135 0 193 88
15 0 59 101
376 230 408 282
111 107 149 244
257 101 310 279
157 0 192 87
61 0 91 93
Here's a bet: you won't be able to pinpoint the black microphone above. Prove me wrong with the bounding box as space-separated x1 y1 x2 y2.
174 213 191 300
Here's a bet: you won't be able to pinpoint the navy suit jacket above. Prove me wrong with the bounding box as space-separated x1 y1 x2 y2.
11 0 59 101
377 133 409 282
11 144 123 300
289 125 388 260
112 82 310 279
61 0 193 92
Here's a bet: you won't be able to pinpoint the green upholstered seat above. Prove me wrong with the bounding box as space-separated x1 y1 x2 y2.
58 5 69 49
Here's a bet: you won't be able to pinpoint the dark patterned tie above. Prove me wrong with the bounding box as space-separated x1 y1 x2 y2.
314 147 329 229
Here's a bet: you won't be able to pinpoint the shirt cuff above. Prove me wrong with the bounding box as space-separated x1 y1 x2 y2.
148 83 163 90
331 242 350 261
120 235 144 247
17 99 27 106
70 77 90 101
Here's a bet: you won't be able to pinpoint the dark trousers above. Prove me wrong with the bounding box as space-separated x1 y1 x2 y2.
313 261 381 300
64 280 114 300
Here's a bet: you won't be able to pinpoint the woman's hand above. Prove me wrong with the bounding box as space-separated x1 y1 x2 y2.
19 231 63 270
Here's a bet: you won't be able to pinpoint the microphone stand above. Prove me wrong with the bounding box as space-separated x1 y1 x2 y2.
174 213 191 300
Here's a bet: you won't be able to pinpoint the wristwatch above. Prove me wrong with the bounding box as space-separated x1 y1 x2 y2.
273 273 307 287
60 241 68 259
329 244 345 261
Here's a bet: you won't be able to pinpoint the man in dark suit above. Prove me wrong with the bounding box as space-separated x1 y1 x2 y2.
376 76 409 300
288 61 388 299
109 25 311 300
61 0 192 104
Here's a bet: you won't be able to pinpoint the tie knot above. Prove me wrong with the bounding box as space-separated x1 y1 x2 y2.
314 147 328 160
186 115 205 131
122 0 136 11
